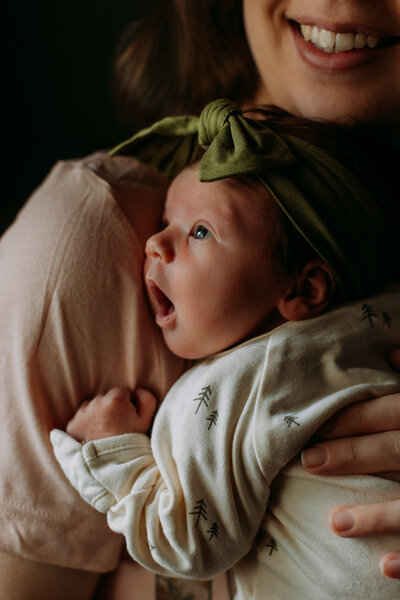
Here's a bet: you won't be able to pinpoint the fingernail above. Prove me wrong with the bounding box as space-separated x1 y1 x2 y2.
330 510 355 534
301 446 327 469
380 554 400 579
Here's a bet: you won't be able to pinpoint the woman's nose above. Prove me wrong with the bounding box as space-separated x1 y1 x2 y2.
145 232 174 262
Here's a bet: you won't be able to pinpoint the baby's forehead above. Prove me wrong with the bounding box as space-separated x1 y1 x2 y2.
168 165 274 211
164 168 280 243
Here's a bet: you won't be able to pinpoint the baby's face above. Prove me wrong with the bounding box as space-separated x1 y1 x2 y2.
144 165 288 359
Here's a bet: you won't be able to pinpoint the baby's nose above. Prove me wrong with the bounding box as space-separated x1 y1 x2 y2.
145 235 159 258
145 233 173 262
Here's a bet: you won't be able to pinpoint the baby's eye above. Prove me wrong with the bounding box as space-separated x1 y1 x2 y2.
192 225 214 240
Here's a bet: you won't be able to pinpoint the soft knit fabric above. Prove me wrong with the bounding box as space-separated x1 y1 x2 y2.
52 288 400 598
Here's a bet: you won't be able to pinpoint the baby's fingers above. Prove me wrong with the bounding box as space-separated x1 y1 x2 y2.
132 388 158 433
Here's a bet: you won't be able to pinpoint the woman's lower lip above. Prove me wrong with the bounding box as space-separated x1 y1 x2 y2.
292 25 384 71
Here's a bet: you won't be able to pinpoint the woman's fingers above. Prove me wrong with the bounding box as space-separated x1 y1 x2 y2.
307 351 400 581
330 499 400 537
380 552 400 579
330 500 400 579
301 430 400 475
316 393 400 439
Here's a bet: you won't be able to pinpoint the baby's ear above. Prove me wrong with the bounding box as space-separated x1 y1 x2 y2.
278 258 335 321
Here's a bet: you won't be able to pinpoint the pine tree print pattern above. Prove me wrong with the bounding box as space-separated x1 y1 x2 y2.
207 522 219 541
265 537 278 556
193 386 212 415
361 303 393 328
190 499 208 528
206 410 218 430
189 499 220 545
284 415 300 428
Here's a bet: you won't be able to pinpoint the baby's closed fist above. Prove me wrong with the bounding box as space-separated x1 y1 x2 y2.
66 387 158 442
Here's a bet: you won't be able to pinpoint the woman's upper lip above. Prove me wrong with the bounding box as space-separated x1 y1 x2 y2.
287 15 399 38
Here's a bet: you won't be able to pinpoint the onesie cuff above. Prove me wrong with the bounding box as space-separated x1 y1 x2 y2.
50 429 152 513
50 429 115 512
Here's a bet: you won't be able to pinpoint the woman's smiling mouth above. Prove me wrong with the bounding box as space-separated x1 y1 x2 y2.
288 18 400 71
292 20 399 54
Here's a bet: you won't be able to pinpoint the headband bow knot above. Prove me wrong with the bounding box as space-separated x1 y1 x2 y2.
197 98 240 148
110 99 397 301
197 98 295 181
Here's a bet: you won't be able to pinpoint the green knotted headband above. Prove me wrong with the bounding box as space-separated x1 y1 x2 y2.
110 99 396 301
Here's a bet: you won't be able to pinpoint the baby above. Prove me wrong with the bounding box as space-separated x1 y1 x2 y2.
51 101 400 599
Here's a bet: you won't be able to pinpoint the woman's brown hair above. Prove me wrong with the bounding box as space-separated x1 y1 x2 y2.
245 107 400 293
112 0 258 128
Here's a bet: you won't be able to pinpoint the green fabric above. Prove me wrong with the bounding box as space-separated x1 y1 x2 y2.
110 99 396 301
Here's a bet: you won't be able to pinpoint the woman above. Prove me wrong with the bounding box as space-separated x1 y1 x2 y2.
0 1 398 598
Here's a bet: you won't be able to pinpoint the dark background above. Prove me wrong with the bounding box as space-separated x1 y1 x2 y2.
4 1 158 233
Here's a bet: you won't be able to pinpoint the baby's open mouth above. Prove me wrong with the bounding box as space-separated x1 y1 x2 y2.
148 281 175 323
292 20 400 53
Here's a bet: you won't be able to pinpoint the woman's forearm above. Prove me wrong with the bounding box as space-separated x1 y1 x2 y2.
0 551 100 600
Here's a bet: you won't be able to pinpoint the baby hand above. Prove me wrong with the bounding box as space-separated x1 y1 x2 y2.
66 387 157 442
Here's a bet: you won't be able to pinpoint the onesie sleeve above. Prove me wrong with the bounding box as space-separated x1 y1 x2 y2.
50 344 273 580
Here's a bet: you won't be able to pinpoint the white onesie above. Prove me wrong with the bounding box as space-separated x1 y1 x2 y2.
52 289 400 599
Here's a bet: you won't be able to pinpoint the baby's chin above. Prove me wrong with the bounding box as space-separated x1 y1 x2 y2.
162 327 248 361
162 331 223 361
163 338 210 361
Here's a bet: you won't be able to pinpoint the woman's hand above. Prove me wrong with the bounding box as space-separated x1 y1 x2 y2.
328 502 400 579
301 393 400 476
66 387 157 442
301 348 400 579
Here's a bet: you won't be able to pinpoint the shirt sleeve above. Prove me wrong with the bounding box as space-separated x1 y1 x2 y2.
0 153 183 572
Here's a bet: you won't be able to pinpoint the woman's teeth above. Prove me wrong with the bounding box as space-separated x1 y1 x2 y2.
300 24 379 53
